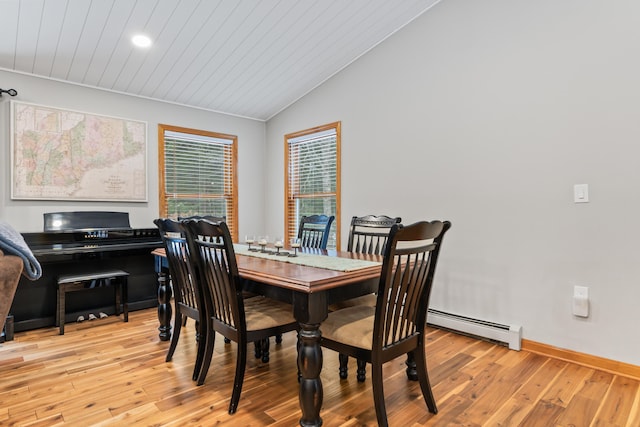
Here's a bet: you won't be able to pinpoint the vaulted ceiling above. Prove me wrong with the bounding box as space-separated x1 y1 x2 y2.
0 0 441 121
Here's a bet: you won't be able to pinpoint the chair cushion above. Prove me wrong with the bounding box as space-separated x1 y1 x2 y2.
244 296 296 331
322 305 375 350
328 293 377 311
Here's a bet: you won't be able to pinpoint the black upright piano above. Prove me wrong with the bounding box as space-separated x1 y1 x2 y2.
11 211 162 332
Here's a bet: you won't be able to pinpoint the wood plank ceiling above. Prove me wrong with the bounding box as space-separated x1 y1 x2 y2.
0 0 441 121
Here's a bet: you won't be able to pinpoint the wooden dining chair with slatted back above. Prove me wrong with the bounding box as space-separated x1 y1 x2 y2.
183 218 298 414
178 216 230 348
331 214 402 382
180 216 279 361
348 215 402 255
320 220 451 427
154 218 206 382
298 214 335 249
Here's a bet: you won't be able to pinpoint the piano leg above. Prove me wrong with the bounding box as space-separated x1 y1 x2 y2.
156 266 173 341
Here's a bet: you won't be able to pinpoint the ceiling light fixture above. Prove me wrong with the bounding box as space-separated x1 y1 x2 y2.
131 34 152 48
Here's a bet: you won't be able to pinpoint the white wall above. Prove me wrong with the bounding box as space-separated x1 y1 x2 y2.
0 70 266 235
266 0 640 365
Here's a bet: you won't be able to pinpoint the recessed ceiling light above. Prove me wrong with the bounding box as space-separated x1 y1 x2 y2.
132 34 152 48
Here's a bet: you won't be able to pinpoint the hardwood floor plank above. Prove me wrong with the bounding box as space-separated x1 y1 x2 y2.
540 361 595 407
425 329 478 366
627 387 640 427
20 413 65 427
555 370 615 426
91 403 162 426
482 358 566 426
430 352 475 386
518 400 565 427
422 393 475 426
1 308 639 426
512 358 568 404
591 375 640 426
448 353 546 425
59 408 114 426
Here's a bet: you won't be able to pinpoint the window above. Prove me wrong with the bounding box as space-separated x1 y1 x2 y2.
285 122 341 249
158 124 238 241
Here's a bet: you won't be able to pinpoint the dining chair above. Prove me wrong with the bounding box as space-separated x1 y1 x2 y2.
180 215 279 360
153 218 206 382
183 218 298 414
320 220 451 427
332 214 402 382
297 214 335 249
178 215 260 352
348 214 402 255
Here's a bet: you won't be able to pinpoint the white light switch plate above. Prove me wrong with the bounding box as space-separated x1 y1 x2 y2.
573 285 589 317
574 184 589 203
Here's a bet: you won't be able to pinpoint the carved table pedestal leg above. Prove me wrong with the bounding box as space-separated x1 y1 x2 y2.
298 322 323 427
156 268 172 341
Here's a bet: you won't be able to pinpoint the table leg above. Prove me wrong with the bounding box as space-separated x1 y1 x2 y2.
157 269 172 341
298 321 323 427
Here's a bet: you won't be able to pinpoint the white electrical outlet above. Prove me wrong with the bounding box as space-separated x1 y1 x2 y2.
572 285 589 317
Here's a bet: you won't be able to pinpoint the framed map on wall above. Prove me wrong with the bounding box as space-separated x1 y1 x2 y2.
10 101 147 202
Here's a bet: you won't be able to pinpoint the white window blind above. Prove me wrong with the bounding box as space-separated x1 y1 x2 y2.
159 125 237 240
285 122 340 249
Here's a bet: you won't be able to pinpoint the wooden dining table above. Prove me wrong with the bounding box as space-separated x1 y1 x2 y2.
152 245 382 427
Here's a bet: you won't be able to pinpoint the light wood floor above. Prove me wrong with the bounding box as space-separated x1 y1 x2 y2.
1 308 639 426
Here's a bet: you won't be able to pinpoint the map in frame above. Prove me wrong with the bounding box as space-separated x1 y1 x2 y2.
11 101 147 202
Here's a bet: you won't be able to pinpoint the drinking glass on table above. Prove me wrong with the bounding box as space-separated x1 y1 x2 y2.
245 235 256 251
274 236 285 255
289 237 300 257
258 235 269 252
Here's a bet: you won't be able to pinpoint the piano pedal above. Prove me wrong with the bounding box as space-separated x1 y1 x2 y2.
99 312 108 319
77 315 85 322
88 313 97 321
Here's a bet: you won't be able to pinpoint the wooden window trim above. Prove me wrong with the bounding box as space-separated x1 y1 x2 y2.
158 123 238 241
284 121 341 249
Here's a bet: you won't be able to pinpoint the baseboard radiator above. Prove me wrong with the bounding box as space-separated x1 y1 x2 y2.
427 309 522 351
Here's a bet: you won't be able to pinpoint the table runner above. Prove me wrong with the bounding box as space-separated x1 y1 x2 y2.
233 244 381 272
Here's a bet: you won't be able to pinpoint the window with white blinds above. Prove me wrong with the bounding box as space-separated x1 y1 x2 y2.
158 124 238 241
285 122 341 249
